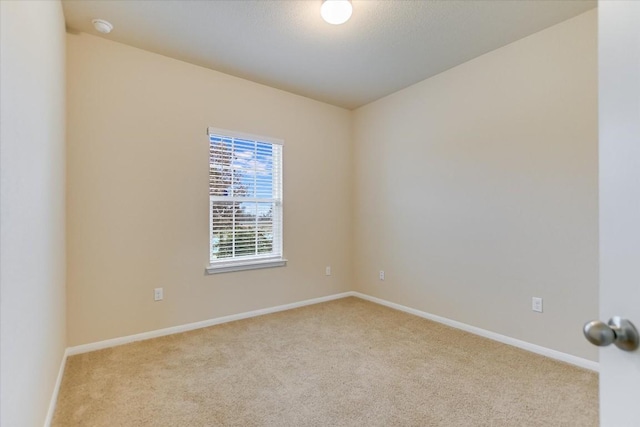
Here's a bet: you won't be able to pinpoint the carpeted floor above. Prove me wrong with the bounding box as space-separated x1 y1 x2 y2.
53 297 598 426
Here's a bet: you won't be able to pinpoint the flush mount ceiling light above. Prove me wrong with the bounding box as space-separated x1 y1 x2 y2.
321 0 353 25
91 18 113 34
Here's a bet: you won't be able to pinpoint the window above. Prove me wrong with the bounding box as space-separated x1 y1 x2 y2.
206 127 285 274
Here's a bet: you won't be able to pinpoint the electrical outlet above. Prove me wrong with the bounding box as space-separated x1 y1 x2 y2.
325 266 331 276
532 297 543 313
154 287 163 301
379 270 385 281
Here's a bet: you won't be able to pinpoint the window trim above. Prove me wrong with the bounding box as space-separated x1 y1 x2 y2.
206 257 287 275
206 127 285 274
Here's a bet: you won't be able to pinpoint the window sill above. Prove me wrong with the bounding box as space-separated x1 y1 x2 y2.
206 258 287 275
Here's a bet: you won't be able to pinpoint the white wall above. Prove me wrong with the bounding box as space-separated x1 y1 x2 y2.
66 33 353 346
353 10 598 360
0 1 67 426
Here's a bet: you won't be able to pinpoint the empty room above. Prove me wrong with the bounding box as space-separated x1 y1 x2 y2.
1 0 639 426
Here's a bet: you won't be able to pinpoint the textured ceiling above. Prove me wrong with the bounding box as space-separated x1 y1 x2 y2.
62 0 596 110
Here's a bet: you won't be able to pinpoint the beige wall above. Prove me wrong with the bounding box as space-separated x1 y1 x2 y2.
353 11 598 360
0 1 67 425
66 33 353 346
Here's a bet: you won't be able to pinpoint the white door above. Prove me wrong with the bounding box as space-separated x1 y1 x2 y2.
598 1 640 426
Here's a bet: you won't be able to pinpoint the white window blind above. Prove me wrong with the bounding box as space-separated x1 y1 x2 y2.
208 127 284 272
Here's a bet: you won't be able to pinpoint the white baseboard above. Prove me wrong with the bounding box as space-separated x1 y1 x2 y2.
67 292 355 356
352 292 599 372
64 290 598 373
44 348 69 427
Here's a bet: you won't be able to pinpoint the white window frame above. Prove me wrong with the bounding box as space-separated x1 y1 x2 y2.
206 127 286 274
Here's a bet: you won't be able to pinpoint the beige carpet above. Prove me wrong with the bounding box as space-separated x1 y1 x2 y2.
53 297 598 426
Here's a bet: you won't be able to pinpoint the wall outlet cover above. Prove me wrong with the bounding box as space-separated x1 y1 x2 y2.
532 297 543 313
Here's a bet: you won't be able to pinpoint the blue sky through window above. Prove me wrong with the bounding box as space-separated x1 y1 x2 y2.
210 135 274 217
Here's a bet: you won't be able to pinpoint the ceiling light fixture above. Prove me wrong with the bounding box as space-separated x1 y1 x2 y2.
320 0 353 25
91 19 113 34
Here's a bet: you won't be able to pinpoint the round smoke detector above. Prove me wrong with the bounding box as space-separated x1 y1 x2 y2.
91 19 113 34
